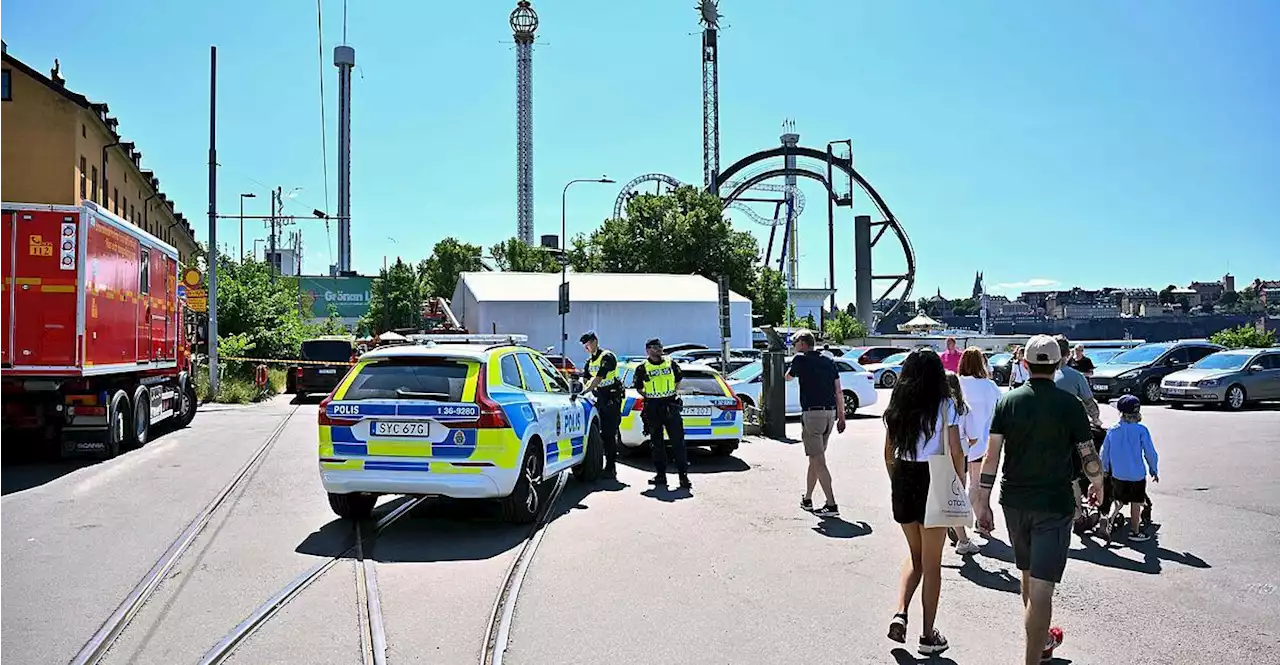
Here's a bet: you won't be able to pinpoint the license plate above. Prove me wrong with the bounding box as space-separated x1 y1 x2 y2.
318 368 337 374
372 421 431 437
683 406 713 417
1092 384 1107 391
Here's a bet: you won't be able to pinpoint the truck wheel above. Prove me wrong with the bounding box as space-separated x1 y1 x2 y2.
501 444 544 524
327 492 376 520
572 420 605 482
105 390 130 459
175 382 198 429
131 386 151 448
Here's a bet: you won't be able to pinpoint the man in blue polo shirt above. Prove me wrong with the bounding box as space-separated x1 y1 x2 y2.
786 330 847 517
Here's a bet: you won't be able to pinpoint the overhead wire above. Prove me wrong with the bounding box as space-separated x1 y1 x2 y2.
317 0 334 268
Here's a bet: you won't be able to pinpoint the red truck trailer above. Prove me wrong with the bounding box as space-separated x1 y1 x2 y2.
2 201 198 458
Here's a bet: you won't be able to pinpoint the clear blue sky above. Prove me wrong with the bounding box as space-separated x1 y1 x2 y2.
4 0 1277 302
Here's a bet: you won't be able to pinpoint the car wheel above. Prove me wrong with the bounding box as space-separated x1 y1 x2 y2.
501 444 544 524
1142 381 1161 405
1169 402 1184 410
880 371 897 389
1224 384 1247 412
572 419 605 482
712 441 739 456
131 386 151 448
842 390 859 418
328 492 376 520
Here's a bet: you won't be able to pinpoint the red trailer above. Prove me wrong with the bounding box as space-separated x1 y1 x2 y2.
2 201 198 458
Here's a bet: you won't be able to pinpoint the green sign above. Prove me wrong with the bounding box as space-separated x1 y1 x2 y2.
295 276 375 319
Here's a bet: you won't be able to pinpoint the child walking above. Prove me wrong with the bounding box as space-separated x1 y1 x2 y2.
1100 395 1160 542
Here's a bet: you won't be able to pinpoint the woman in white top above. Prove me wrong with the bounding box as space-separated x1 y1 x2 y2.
1008 346 1030 387
956 347 1003 537
883 349 964 657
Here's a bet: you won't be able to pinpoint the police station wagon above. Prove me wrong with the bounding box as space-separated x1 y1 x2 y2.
615 361 744 456
318 336 604 523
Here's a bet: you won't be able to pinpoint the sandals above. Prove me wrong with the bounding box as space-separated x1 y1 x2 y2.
887 612 908 643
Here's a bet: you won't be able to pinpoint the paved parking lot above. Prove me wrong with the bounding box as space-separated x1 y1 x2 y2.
2 391 1277 664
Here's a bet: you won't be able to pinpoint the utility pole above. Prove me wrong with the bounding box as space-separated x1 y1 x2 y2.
207 46 220 396
268 186 279 278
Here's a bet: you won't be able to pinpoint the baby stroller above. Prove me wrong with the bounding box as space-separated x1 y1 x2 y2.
1074 425 1153 541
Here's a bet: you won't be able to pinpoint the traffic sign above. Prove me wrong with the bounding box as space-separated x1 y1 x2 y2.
187 297 208 313
177 284 188 298
186 288 207 300
558 282 570 315
182 267 203 288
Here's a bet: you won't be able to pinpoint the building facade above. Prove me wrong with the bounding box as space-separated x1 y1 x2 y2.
1188 280 1225 306
1 44 197 260
1119 288 1159 316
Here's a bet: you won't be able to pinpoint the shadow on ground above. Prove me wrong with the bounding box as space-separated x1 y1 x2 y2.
617 446 751 474
1 417 191 495
976 530 1209 577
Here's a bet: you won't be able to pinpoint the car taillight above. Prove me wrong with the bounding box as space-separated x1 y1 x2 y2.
296 366 304 377
317 394 358 427
473 369 509 429
717 396 743 411
631 397 645 414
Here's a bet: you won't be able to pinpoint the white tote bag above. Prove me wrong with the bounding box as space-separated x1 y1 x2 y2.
924 402 974 528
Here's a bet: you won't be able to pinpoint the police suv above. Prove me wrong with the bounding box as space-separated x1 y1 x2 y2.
318 335 605 523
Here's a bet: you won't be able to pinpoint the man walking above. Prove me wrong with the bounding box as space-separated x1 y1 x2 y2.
579 331 622 480
786 330 846 517
1053 335 1103 429
974 335 1105 665
632 338 691 490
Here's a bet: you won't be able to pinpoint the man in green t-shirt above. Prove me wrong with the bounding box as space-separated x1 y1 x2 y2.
974 335 1105 665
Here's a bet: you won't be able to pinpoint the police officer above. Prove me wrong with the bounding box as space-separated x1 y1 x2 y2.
579 331 622 479
631 338 691 489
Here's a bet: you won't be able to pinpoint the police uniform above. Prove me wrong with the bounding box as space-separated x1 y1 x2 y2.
584 345 623 477
632 339 690 486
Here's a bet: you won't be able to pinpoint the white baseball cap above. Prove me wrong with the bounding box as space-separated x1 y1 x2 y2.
1024 334 1062 366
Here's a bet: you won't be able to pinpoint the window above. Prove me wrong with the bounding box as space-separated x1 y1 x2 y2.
515 353 546 392
301 340 354 362
129 203 135 224
499 354 523 388
532 355 569 394
678 369 731 397
79 157 88 198
82 124 87 138
113 188 119 215
90 166 99 202
1260 354 1280 371
341 359 470 402
1187 346 1218 363
1 69 11 101
139 249 150 294
1164 348 1189 365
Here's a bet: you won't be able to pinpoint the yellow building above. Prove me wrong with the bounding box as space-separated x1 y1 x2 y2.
1 42 198 260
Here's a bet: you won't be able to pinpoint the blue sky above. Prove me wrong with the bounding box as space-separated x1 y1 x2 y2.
4 0 1277 302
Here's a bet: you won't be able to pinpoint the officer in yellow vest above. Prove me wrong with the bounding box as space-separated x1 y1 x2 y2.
579 331 622 479
631 337 691 489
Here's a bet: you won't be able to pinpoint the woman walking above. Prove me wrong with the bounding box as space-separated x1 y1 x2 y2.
884 349 965 656
1009 346 1030 388
957 348 1002 538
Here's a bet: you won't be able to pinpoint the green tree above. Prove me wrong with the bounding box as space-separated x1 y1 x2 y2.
1158 284 1177 305
361 259 425 334
490 237 562 272
823 309 868 343
419 237 485 298
1210 325 1276 350
213 255 316 362
568 185 760 304
951 297 979 316
800 312 818 331
1218 290 1240 309
752 266 787 326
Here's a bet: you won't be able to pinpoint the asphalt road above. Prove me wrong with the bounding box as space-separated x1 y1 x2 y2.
3 391 1277 664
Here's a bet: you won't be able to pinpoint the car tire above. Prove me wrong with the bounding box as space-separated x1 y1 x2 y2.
1223 384 1247 412
572 419 605 482
1141 381 1161 405
175 381 198 429
842 390 859 418
328 492 376 520
105 390 130 459
880 372 897 389
713 441 739 456
297 390 307 402
501 443 545 524
131 386 151 448
1169 402 1184 410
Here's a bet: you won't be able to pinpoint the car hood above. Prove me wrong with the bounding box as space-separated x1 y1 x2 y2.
1091 364 1146 379
1163 368 1237 382
862 363 885 372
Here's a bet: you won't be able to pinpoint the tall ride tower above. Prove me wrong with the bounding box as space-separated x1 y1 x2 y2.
511 0 538 244
699 0 721 195
334 44 355 272
781 124 800 288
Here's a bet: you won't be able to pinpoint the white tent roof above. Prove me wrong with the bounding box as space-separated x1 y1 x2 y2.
456 272 752 303
899 313 945 330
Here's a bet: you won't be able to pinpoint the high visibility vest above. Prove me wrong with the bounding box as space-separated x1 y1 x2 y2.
587 349 620 388
641 359 677 398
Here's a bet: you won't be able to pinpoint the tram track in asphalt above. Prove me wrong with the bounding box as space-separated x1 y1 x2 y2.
68 404 302 665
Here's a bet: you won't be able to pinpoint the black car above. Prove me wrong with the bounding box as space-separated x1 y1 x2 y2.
839 346 909 365
987 352 1014 386
1088 340 1225 404
295 336 356 399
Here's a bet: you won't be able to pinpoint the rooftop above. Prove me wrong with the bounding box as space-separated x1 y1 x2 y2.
456 272 752 303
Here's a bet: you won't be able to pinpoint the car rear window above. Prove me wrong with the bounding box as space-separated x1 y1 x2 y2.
342 359 469 401
679 370 730 397
301 340 353 362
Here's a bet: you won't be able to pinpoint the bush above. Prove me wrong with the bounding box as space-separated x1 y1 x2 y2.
1210 325 1276 350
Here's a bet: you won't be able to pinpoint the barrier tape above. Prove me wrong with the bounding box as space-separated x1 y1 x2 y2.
220 356 357 367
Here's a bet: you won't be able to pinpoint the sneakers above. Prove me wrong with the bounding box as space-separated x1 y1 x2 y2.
1040 626 1064 662
812 504 840 518
678 473 693 489
887 613 908 643
1129 530 1151 542
918 629 949 655
956 540 981 555
801 496 814 511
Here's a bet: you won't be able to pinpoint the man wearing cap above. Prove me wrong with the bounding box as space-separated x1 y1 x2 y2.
974 335 1105 665
579 331 622 479
631 338 692 490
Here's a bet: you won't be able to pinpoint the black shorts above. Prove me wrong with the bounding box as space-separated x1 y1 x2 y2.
890 461 930 524
1110 478 1148 505
1003 506 1073 583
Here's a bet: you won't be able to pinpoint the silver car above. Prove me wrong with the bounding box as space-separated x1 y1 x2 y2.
1160 348 1280 411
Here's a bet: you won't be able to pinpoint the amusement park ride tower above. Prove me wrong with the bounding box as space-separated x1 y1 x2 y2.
700 0 721 195
511 0 538 244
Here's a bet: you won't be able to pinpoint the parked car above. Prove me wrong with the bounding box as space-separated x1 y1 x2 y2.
695 356 757 376
727 357 878 417
669 348 727 363
986 352 1014 386
863 351 911 388
1161 347 1280 411
1088 340 1225 404
834 346 910 365
614 362 744 456
294 336 356 399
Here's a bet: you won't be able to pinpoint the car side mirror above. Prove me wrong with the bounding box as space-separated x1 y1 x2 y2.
1249 364 1265 373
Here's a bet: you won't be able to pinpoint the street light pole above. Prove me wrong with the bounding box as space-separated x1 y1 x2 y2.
560 176 615 361
238 192 256 262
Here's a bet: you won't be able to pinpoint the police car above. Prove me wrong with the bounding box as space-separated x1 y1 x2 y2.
614 361 744 456
318 335 605 523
